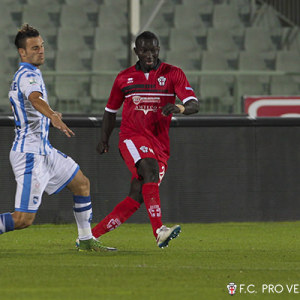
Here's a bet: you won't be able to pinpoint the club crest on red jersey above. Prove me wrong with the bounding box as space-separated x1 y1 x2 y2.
133 96 142 105
157 76 166 86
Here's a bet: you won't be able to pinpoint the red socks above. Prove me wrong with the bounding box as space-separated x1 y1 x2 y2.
92 183 163 239
92 196 140 238
142 182 163 237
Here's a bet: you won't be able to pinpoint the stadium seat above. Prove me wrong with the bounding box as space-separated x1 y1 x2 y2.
56 27 94 56
0 3 21 36
94 27 128 59
201 51 235 71
237 76 270 99
60 4 98 28
26 0 63 5
228 0 251 15
55 50 90 72
92 50 124 71
140 2 173 37
289 30 300 51
98 4 128 29
238 51 276 71
0 33 15 52
165 50 201 71
173 5 206 30
252 4 282 30
200 75 234 97
102 0 128 6
90 75 116 111
276 51 300 73
199 75 235 113
22 5 58 50
65 0 101 4
41 50 56 71
270 76 300 95
244 27 277 52
42 75 56 108
54 76 91 113
0 55 17 75
54 50 91 113
0 75 12 113
212 4 244 30
22 4 60 28
169 28 200 52
206 28 241 53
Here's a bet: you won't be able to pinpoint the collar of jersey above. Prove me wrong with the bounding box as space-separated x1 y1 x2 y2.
135 59 161 72
19 62 37 70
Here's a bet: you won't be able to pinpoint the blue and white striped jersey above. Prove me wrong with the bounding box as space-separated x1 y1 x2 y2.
8 62 52 155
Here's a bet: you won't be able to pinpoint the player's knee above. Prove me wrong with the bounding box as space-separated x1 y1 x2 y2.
137 158 159 183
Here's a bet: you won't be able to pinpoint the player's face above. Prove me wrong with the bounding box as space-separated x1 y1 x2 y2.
134 38 160 72
19 36 45 67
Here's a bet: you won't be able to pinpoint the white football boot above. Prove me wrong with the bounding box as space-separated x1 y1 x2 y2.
156 225 181 248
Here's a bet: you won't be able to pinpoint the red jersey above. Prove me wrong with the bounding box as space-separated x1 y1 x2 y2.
106 60 198 163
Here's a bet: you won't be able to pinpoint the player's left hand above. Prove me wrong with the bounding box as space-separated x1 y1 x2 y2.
162 103 180 116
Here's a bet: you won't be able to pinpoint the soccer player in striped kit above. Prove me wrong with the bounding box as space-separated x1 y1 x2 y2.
92 31 199 248
0 24 116 252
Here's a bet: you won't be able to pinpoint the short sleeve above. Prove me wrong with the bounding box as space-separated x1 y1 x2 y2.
105 74 125 113
173 67 198 104
19 72 43 99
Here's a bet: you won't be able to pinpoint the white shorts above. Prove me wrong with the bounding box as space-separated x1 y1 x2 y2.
10 148 79 213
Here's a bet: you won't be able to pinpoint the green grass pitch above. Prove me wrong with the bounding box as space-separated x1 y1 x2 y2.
1 222 300 300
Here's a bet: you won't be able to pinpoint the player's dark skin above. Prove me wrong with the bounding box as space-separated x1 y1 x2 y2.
97 37 199 204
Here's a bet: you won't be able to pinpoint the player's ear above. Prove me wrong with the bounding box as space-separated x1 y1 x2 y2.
18 48 26 58
133 47 138 56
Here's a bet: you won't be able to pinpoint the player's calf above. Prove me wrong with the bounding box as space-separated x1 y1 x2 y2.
12 211 35 229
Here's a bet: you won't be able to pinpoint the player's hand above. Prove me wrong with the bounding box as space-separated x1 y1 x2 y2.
162 103 180 116
96 140 109 154
50 113 75 138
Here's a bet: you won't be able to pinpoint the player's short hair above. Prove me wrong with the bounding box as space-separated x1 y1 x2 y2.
15 24 40 49
135 31 159 47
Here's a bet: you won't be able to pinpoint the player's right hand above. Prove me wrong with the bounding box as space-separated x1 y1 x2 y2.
96 141 109 154
50 113 75 138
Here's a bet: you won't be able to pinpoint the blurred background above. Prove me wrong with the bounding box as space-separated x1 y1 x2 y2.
1 0 300 115
1 0 300 224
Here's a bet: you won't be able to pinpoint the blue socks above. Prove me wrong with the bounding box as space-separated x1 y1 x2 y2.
73 195 93 240
0 213 15 234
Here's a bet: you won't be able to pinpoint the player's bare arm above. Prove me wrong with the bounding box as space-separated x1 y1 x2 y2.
96 110 117 154
28 91 75 137
162 99 199 116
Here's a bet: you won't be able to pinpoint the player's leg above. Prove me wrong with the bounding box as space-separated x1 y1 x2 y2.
1 151 42 235
12 211 36 229
0 211 35 234
137 157 163 236
92 178 142 238
138 158 181 248
92 137 151 238
46 149 116 251
66 169 93 240
67 170 117 251
0 212 14 234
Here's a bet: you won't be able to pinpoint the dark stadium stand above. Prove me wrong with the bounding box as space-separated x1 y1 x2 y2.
0 0 299 114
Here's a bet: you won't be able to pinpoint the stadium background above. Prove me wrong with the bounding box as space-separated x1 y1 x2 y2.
1 0 300 224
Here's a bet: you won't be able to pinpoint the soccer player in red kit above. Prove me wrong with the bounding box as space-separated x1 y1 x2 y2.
92 31 199 248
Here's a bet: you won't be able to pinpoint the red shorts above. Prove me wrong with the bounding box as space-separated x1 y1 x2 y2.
119 135 167 184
